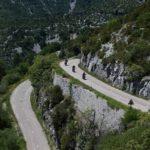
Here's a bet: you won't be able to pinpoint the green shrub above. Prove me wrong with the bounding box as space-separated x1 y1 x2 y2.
60 132 74 150
29 55 53 89
81 36 101 55
17 63 29 75
142 28 150 40
126 140 142 150
123 108 139 127
2 73 21 85
0 81 8 94
98 51 105 59
59 50 66 59
40 42 61 55
0 129 24 150
127 64 145 81
0 104 11 129
46 85 64 108
125 41 150 65
137 12 150 28
0 59 6 80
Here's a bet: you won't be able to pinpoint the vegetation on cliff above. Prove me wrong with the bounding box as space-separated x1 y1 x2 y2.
29 52 150 150
0 1 150 149
29 55 100 149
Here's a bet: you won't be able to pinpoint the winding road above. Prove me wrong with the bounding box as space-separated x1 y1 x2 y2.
10 58 150 150
60 59 150 112
11 80 50 150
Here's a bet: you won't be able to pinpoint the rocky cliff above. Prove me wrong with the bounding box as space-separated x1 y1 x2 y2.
53 73 124 132
30 52 125 149
80 53 150 99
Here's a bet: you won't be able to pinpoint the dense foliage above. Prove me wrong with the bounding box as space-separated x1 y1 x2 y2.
29 52 150 150
0 50 31 149
0 0 142 67
64 1 150 83
97 111 150 150
0 0 150 149
29 54 102 150
0 73 26 149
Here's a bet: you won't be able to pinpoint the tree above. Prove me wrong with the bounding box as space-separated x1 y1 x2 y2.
123 108 139 127
126 140 142 150
29 55 53 89
0 104 11 129
127 64 145 81
46 85 64 108
141 129 150 150
0 129 23 150
40 42 61 55
0 60 6 79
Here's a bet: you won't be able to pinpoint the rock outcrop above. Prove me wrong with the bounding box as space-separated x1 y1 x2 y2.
139 77 150 98
35 73 125 149
80 53 150 99
53 74 124 132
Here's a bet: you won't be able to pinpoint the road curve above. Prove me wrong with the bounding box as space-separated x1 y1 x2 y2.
11 80 50 150
60 59 150 112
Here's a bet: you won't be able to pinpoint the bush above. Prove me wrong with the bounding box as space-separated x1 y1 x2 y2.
81 37 101 55
40 42 61 55
29 55 53 89
0 104 11 129
0 59 6 80
126 140 142 150
2 72 21 85
51 96 75 146
125 41 150 64
0 81 8 94
52 104 68 133
59 50 66 59
17 63 29 75
137 12 150 28
61 132 73 150
46 85 64 108
0 129 24 150
123 108 139 127
127 64 145 81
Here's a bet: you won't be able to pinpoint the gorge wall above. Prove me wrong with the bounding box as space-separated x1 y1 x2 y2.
53 74 124 132
80 53 150 99
35 72 124 149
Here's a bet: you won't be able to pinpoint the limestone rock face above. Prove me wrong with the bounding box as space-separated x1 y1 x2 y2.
139 77 150 98
37 88 47 108
36 73 125 149
71 85 124 132
81 53 150 99
53 74 70 96
53 73 124 132
33 43 41 54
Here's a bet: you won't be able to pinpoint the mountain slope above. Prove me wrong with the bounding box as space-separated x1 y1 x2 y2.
0 0 143 17
78 0 150 99
0 0 144 70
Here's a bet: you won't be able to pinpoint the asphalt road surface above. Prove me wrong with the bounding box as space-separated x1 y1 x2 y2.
11 80 50 150
60 59 150 112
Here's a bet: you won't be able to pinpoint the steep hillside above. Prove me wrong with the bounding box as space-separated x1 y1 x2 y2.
79 0 150 99
0 0 143 69
28 53 150 150
0 0 143 17
0 1 149 150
